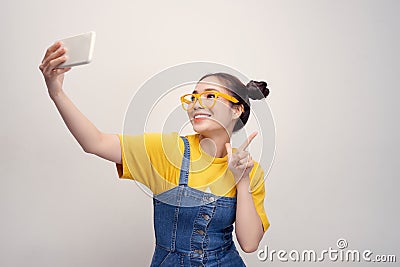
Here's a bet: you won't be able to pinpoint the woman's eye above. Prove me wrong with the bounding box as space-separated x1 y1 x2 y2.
206 93 216 99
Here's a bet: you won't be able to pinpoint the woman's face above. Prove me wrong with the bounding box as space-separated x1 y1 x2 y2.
187 76 241 136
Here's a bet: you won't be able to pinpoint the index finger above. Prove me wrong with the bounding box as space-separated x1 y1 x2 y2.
42 41 62 62
238 131 258 151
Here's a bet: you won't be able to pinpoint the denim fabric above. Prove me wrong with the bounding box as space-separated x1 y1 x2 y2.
150 136 246 267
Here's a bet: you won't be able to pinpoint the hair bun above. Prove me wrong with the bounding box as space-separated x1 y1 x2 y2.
246 80 269 100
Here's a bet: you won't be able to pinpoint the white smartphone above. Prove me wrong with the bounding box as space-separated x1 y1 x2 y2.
58 31 96 68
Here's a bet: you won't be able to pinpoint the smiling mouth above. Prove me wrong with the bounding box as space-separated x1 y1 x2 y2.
194 114 211 119
192 114 212 122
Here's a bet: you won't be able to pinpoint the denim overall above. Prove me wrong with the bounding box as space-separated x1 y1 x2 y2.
150 136 246 267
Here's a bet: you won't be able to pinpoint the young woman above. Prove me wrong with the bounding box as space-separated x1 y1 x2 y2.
39 41 270 266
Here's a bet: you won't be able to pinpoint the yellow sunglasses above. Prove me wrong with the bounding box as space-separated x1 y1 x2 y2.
180 90 239 111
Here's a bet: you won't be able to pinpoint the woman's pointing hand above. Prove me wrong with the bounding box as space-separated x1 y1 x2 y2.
225 131 258 183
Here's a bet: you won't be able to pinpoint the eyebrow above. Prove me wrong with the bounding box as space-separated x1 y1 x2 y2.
192 88 221 94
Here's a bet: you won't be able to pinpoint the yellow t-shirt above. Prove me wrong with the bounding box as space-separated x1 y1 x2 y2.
115 132 270 232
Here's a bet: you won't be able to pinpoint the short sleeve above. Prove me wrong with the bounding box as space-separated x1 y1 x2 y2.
249 162 270 233
115 132 183 194
115 134 133 179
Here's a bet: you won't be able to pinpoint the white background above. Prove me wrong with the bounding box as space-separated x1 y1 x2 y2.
1 0 399 266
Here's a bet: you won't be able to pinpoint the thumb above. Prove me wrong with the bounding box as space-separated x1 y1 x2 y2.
225 143 232 164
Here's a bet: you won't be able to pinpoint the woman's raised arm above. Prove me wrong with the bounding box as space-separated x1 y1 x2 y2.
39 41 121 164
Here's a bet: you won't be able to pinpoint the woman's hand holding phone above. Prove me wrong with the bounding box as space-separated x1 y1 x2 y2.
39 41 71 99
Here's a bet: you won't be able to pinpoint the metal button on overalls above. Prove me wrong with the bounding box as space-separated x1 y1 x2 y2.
150 136 246 266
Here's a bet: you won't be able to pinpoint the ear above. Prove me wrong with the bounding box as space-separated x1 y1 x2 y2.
232 104 244 120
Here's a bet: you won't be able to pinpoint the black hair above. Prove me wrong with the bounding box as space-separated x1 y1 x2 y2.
198 72 270 132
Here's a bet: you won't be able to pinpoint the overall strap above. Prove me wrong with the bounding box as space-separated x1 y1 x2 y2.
179 136 190 185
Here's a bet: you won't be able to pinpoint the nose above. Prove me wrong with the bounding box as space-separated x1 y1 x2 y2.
192 97 203 110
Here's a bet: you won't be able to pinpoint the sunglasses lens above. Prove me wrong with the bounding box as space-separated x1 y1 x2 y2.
182 95 195 110
181 92 220 110
200 93 216 108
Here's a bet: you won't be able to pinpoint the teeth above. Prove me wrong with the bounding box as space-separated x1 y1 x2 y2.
194 114 210 119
